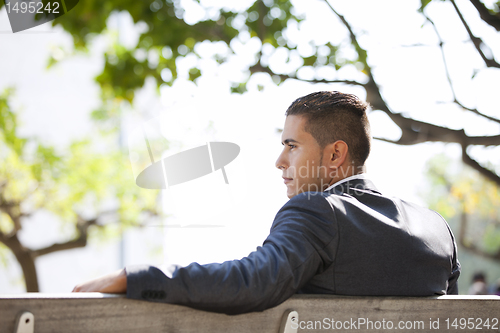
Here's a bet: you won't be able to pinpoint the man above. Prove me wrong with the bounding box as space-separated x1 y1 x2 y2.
74 91 461 314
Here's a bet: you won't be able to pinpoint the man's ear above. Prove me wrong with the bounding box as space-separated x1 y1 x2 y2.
324 140 348 168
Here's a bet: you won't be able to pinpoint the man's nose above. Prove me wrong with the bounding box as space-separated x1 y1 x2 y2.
275 150 287 170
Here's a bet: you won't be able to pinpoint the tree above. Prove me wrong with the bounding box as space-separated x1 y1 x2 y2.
0 89 160 291
1 0 499 277
8 0 494 186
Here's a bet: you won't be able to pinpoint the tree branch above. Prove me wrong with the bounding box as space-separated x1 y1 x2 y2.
462 145 500 186
0 201 22 235
323 0 391 114
324 1 500 186
376 111 500 145
31 214 101 258
249 61 365 86
450 0 500 68
455 102 500 124
324 0 500 129
372 137 401 145
257 0 267 42
469 0 500 32
297 1 500 187
1 185 38 235
30 207 133 258
425 15 500 124
31 235 89 258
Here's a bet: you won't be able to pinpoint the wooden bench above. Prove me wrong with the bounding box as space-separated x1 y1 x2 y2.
1 294 499 332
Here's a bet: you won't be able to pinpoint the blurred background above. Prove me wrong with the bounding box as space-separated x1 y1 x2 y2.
0 0 499 295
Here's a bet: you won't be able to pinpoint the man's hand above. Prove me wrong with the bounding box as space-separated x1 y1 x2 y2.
72 268 127 293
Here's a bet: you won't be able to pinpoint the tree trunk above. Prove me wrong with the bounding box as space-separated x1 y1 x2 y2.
1 234 39 292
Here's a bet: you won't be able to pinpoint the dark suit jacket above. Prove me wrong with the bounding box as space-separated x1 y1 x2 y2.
126 179 461 314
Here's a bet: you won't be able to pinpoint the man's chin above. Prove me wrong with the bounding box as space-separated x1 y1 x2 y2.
286 188 298 199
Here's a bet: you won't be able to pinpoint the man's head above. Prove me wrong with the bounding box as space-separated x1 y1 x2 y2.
275 91 371 198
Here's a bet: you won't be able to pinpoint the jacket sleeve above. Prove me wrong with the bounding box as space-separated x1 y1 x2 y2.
125 192 338 314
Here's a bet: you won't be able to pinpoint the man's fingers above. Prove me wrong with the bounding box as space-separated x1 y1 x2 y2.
72 284 87 292
72 269 127 293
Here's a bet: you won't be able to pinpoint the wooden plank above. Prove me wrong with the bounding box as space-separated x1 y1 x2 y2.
0 294 499 332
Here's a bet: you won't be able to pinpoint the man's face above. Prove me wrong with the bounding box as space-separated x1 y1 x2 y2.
276 115 332 198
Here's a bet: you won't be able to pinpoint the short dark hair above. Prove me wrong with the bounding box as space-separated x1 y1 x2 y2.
285 91 371 166
472 272 486 282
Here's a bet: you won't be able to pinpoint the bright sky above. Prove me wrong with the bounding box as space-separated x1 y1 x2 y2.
0 0 499 291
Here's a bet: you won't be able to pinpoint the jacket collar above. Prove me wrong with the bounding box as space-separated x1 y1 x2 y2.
327 178 381 196
324 173 368 191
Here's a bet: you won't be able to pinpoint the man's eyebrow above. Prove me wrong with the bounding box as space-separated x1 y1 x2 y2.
282 139 299 145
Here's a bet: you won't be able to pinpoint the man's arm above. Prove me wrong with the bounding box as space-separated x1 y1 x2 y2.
125 193 337 314
74 193 338 314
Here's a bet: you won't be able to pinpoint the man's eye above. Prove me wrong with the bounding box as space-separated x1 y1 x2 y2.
288 144 296 149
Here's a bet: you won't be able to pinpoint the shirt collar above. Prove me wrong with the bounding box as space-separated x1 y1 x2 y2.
323 173 368 192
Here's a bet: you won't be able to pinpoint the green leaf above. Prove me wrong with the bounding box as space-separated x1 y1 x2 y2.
230 82 248 94
188 67 202 82
0 89 26 155
302 55 317 67
418 0 432 12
